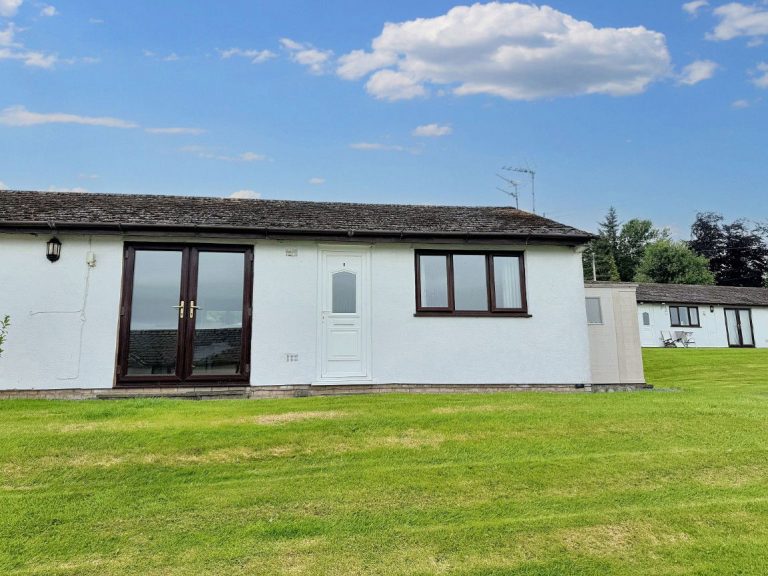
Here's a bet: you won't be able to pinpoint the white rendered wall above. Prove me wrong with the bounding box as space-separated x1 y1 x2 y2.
638 302 768 348
0 234 124 389
0 234 592 389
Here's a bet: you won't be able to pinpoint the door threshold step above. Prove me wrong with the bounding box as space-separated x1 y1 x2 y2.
97 388 249 400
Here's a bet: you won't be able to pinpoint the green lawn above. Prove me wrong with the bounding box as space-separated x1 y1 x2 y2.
2 349 768 575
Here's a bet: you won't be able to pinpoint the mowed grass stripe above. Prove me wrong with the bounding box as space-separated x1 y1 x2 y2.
1 348 768 574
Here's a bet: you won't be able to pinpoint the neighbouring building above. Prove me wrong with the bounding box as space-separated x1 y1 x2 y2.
636 283 768 348
584 282 646 386
0 190 646 397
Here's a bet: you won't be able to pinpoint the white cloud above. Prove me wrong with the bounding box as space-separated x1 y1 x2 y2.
349 142 421 154
280 38 333 74
181 146 268 162
0 23 15 46
0 105 137 128
308 177 325 185
0 180 7 189
0 22 61 68
366 70 426 101
47 186 88 193
229 190 261 199
0 0 22 18
88 18 103 24
145 127 205 135
40 4 57 17
335 3 671 101
350 142 405 151
682 1 708 16
709 3 768 41
0 49 57 68
751 62 768 88
412 123 452 137
239 151 267 162
678 59 718 85
219 47 276 63
731 98 751 108
143 50 182 62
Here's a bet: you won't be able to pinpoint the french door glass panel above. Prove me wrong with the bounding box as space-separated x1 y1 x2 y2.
126 250 183 376
191 252 245 375
726 309 753 347
740 311 754 346
120 246 250 382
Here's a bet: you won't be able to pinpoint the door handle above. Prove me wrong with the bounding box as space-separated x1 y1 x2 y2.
172 300 185 319
189 300 201 319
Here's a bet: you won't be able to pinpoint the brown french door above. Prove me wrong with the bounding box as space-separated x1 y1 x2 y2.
116 244 253 386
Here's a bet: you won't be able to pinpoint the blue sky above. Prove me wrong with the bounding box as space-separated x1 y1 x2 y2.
1 0 767 234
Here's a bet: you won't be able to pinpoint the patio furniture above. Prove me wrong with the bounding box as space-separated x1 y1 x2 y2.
661 331 678 347
674 331 696 348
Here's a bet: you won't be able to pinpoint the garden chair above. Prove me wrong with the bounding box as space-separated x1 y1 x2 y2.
661 331 678 347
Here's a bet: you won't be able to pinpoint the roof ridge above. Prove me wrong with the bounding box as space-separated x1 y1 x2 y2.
0 189 537 213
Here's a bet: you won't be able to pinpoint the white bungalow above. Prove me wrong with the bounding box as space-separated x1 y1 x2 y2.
0 190 645 397
636 283 768 348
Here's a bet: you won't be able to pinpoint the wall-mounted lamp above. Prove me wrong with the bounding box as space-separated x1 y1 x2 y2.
46 237 61 262
710 305 715 313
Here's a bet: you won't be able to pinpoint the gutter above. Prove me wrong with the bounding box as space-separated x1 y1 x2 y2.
0 220 594 245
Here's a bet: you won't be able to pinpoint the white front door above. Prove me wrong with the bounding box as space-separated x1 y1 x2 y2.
318 248 370 381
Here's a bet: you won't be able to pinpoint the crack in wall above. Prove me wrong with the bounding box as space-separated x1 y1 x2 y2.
26 237 93 381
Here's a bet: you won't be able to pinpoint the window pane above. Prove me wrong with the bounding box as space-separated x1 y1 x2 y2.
642 312 650 326
493 256 522 309
332 271 356 313
192 251 245 376
127 250 182 376
689 307 699 326
585 297 603 324
419 255 448 308
453 255 488 311
679 308 690 326
670 307 680 326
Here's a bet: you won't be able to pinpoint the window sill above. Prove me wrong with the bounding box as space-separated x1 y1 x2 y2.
414 311 532 318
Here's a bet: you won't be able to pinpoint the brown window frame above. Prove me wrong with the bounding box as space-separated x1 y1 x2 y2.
669 305 700 328
115 242 254 388
414 250 529 317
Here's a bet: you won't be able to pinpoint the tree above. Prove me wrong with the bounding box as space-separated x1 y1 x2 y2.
616 219 668 282
600 207 620 248
583 208 666 282
634 240 715 285
689 213 768 287
583 237 620 281
582 207 620 281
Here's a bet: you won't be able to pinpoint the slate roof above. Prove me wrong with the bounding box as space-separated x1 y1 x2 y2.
635 283 768 307
0 190 592 243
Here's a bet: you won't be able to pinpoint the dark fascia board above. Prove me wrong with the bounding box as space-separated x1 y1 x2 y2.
639 299 768 308
0 221 594 246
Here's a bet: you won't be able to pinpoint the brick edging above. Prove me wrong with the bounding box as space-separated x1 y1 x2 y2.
0 382 650 400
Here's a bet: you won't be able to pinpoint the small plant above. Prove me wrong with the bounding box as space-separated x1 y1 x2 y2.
0 315 10 358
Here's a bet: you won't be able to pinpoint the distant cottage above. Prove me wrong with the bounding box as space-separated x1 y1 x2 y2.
635 283 768 348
